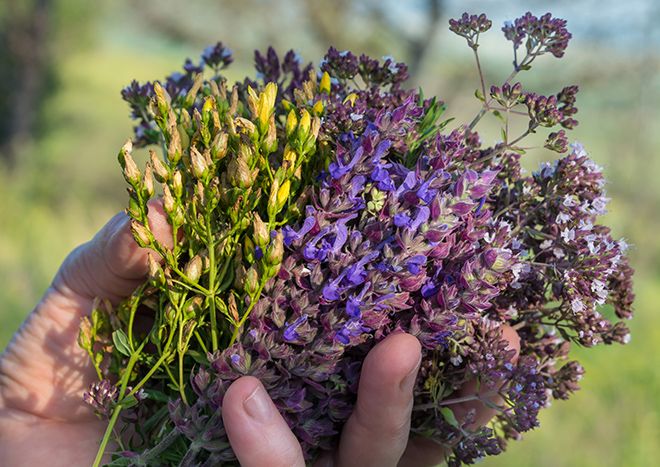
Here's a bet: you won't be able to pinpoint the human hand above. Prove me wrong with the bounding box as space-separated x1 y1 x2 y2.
0 204 519 466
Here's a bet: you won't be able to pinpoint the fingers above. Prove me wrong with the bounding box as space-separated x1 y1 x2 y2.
53 199 173 304
398 324 521 467
336 332 422 467
451 324 521 428
0 201 172 421
222 376 305 467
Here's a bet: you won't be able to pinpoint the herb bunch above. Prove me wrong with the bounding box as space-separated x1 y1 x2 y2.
80 12 634 466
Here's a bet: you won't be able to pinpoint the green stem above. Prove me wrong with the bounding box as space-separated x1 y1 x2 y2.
207 215 219 352
229 281 265 346
92 405 122 467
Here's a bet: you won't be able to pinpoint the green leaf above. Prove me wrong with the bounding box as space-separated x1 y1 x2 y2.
119 394 139 409
474 88 485 102
112 329 132 357
491 109 505 124
439 407 460 428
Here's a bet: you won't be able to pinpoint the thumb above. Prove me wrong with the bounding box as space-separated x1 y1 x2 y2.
0 201 171 421
53 200 173 304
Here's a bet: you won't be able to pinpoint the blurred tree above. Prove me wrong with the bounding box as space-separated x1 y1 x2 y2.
0 0 97 168
132 0 445 79
0 0 53 167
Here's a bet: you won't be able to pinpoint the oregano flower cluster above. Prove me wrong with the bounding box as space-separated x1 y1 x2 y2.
80 11 634 466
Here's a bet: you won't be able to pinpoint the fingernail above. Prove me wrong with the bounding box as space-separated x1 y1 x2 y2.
400 354 422 393
243 384 272 422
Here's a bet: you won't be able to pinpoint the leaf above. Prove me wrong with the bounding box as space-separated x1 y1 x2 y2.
491 109 505 124
439 407 460 428
474 88 485 102
112 329 132 357
119 394 139 409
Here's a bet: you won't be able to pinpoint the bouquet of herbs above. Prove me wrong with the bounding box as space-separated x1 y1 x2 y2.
79 11 634 466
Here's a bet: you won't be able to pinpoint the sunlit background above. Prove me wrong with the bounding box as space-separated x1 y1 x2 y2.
1 0 658 465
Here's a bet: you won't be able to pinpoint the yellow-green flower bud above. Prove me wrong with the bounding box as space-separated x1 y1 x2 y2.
149 150 169 182
243 236 256 263
298 109 311 142
211 132 228 160
267 178 280 220
246 86 259 118
184 255 203 283
285 110 298 140
228 293 239 322
244 266 259 296
171 170 184 199
130 220 151 247
168 127 182 164
266 232 284 266
184 73 203 107
190 147 209 179
118 140 141 186
147 253 165 286
183 296 203 320
319 71 331 94
228 156 255 189
252 213 269 247
143 163 154 198
153 82 171 117
235 117 257 140
262 117 278 154
283 145 297 176
258 82 278 133
276 180 290 212
162 185 176 214
312 100 324 115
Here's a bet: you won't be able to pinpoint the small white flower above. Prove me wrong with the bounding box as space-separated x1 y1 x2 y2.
561 228 575 243
571 298 585 314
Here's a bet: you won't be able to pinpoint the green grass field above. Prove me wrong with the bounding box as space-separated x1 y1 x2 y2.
1 12 658 466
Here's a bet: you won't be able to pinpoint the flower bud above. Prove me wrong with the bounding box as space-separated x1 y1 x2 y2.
149 150 169 182
168 127 182 164
262 117 278 154
184 73 204 107
171 170 184 198
211 132 228 160
228 293 239 322
297 109 311 142
246 86 259 118
276 180 290 212
265 232 284 266
235 117 258 140
227 156 255 189
283 145 297 176
183 296 203 320
243 236 256 263
285 110 298 139
147 253 165 286
184 255 203 283
252 213 269 247
143 163 154 198
190 147 209 179
312 99 324 115
162 185 176 214
244 266 259 296
267 178 280 220
153 82 171 117
130 220 151 247
319 71 331 94
258 82 278 132
118 140 141 186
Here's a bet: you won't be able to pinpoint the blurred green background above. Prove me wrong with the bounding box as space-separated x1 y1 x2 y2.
0 0 658 465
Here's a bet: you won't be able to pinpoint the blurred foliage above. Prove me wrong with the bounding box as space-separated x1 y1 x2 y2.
0 0 658 465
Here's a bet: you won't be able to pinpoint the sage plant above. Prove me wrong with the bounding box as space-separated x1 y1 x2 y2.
79 12 634 466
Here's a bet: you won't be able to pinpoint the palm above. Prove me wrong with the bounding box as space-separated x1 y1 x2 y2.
0 209 168 466
0 206 519 467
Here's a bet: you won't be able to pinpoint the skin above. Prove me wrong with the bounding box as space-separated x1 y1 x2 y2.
0 203 520 467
